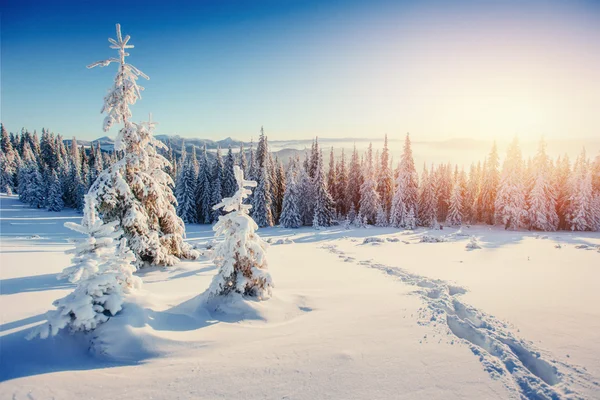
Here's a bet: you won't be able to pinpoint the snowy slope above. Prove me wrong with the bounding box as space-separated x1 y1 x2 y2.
1 195 599 399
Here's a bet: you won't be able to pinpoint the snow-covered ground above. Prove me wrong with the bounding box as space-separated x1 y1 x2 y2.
1 194 599 399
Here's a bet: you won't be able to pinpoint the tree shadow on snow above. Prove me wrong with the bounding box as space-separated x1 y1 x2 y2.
0 273 74 295
0 299 218 382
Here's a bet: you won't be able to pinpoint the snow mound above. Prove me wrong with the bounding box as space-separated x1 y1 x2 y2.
363 237 385 244
419 235 448 243
465 236 481 250
386 237 400 242
272 238 295 245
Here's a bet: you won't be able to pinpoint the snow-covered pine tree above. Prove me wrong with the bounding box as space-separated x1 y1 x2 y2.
359 143 380 225
553 155 571 230
273 158 286 223
89 142 104 187
567 149 595 231
18 142 45 208
480 142 500 224
176 144 198 223
207 166 272 299
222 145 237 199
68 142 86 211
210 147 224 223
312 150 335 228
495 137 527 230
418 164 438 228
237 143 247 172
196 144 212 224
327 147 337 209
335 149 348 216
377 134 393 217
0 124 18 194
280 159 302 228
253 162 274 228
0 152 14 195
346 145 362 214
47 169 64 212
390 134 418 227
297 156 314 226
527 138 558 231
375 204 388 227
87 24 198 266
446 168 463 226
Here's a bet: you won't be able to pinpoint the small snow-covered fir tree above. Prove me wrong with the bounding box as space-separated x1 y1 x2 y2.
87 24 198 266
405 207 417 230
280 160 302 228
375 204 388 227
207 166 272 299
47 169 64 212
58 196 121 283
29 197 140 340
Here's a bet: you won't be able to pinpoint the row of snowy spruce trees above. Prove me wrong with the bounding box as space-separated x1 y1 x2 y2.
4 127 600 233
5 122 600 233
25 25 272 343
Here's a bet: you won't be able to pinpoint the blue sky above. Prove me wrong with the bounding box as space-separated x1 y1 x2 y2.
2 0 599 141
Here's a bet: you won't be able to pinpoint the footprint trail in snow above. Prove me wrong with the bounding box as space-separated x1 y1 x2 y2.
321 243 599 400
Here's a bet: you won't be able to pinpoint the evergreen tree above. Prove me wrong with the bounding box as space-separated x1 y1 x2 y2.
273 158 286 223
446 168 463 226
418 164 438 228
47 169 64 212
176 144 198 223
280 159 302 228
480 142 500 224
391 134 418 227
222 145 237 199
196 144 212 224
377 134 393 216
567 149 595 231
297 156 314 226
335 149 348 216
252 164 274 227
312 150 335 228
87 24 198 266
495 137 527 230
207 166 272 299
210 147 224 223
527 138 558 231
238 143 247 173
346 145 362 214
359 143 380 224
29 196 140 339
327 147 337 210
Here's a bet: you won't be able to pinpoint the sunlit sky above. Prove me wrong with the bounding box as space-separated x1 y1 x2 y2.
2 0 599 141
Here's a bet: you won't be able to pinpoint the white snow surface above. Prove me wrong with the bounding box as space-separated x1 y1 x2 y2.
1 194 599 399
